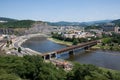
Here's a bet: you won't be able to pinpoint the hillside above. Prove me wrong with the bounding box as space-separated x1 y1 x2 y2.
47 21 81 26
47 20 112 26
0 18 52 35
0 17 18 22
0 55 120 80
0 20 35 28
111 19 120 26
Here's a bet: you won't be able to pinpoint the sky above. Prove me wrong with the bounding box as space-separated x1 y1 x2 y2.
0 0 120 22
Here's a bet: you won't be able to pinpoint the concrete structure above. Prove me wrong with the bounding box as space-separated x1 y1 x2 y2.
42 40 98 60
103 25 115 32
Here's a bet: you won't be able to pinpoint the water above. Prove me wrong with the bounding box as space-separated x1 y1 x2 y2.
22 37 66 53
22 37 120 70
68 50 120 70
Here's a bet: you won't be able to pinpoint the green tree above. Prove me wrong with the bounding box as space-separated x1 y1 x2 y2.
10 40 12 44
72 38 79 45
102 38 112 44
18 47 22 53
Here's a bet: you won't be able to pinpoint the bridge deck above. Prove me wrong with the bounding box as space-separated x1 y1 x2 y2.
56 40 97 53
42 40 97 56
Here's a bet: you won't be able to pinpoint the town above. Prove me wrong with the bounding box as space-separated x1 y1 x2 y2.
1 0 120 79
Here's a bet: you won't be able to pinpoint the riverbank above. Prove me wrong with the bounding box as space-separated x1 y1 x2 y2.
17 34 45 55
19 35 120 71
1 55 120 80
48 38 72 46
92 44 120 51
3 33 46 56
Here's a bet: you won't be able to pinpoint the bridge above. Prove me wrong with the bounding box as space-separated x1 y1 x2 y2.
42 40 98 60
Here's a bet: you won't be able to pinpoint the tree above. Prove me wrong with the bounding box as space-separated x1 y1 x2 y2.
10 40 12 44
72 38 79 45
18 47 22 53
102 38 112 44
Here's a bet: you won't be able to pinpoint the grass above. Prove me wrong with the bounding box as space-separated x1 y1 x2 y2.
48 38 72 46
92 44 120 51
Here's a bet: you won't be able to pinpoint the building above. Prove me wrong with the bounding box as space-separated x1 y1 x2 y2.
114 26 120 33
103 25 115 32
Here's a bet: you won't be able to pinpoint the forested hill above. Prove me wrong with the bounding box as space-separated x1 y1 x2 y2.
0 17 46 28
0 20 35 28
0 55 120 80
111 19 120 26
0 17 18 22
0 17 48 35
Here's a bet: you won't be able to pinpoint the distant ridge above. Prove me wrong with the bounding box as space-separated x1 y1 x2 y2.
0 17 18 22
111 19 120 26
47 21 81 26
47 20 113 26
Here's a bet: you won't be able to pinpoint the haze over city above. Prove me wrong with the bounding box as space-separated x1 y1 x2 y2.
1 0 120 22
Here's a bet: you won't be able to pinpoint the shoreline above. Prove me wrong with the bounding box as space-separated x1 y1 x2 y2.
13 33 46 56
48 37 72 46
92 44 120 51
13 35 120 71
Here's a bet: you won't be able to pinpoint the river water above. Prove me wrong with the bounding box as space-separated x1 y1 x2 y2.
22 37 120 70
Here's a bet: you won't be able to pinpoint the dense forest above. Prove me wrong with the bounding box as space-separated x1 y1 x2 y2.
0 20 35 28
0 55 120 80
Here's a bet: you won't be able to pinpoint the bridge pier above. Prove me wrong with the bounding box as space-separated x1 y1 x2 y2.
51 53 57 59
84 46 88 50
69 50 74 55
55 53 57 59
45 54 51 60
42 52 57 60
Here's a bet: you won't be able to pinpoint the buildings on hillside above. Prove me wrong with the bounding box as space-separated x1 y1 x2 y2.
63 30 95 38
52 26 95 39
102 24 120 33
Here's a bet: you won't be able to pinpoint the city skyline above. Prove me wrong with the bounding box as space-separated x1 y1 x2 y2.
0 0 120 22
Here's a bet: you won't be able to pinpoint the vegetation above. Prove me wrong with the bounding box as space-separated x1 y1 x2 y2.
85 25 102 30
51 32 98 45
67 63 120 80
0 55 66 80
48 38 72 46
72 38 79 45
0 20 35 28
18 47 22 53
0 55 120 80
99 33 120 50
47 21 81 26
6 40 12 47
112 19 120 26
0 17 17 22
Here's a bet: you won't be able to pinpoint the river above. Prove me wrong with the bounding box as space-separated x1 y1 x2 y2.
22 37 120 70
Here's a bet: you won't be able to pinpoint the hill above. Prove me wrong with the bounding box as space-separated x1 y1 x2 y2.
111 19 120 26
47 21 81 26
0 17 18 22
47 20 112 26
0 20 35 28
0 55 120 80
0 18 52 35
